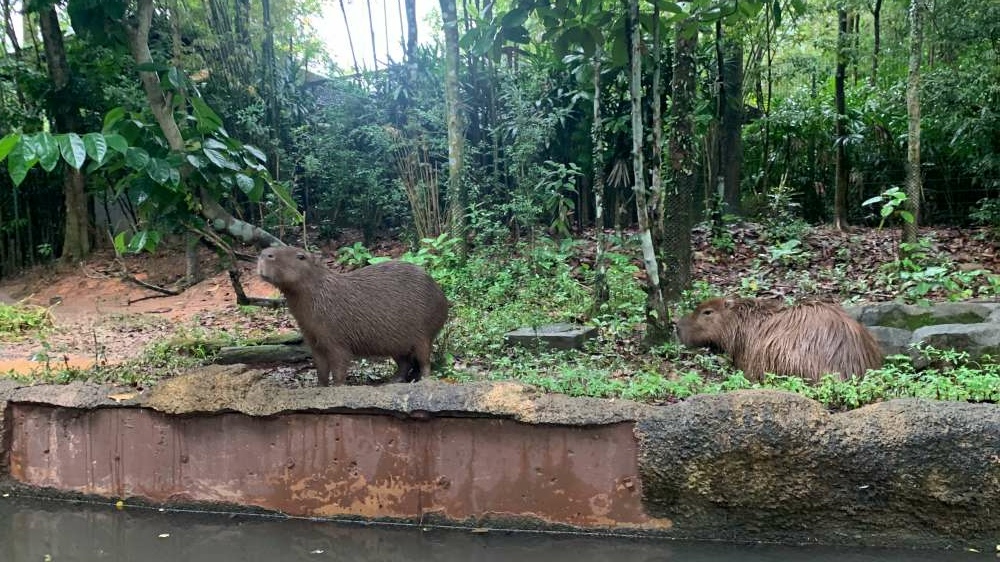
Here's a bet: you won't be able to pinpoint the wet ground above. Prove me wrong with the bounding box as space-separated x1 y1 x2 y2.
0 494 989 562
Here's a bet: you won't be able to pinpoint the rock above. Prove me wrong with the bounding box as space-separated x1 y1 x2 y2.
140 365 651 425
214 344 311 365
636 390 1000 546
504 323 598 351
867 326 914 359
850 302 993 330
911 323 1000 360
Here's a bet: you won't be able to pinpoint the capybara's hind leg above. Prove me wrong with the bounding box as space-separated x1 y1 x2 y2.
394 355 415 382
313 352 331 386
412 340 433 382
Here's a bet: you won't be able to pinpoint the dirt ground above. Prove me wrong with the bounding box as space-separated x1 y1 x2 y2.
0 247 291 374
1 225 996 376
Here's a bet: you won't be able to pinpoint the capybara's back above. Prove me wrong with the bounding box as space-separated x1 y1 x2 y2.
258 246 449 385
677 297 882 381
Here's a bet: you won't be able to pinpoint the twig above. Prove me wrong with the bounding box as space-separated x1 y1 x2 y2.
228 268 285 308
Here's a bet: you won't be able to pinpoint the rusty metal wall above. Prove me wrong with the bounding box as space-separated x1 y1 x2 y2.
6 404 666 529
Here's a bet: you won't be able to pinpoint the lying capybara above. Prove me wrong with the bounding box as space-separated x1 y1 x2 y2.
257 246 449 386
676 297 883 382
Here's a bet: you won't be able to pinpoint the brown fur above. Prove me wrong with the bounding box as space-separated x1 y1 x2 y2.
257 246 449 386
676 297 883 382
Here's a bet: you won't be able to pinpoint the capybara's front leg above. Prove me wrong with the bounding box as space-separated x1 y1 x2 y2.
327 349 351 386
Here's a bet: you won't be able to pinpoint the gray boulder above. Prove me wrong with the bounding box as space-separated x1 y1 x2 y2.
911 323 1000 360
637 390 1000 546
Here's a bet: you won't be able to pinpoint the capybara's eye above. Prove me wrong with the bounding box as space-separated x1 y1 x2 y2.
296 253 306 260
701 309 713 316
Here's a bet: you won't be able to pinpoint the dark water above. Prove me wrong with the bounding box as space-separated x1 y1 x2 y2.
0 494 989 562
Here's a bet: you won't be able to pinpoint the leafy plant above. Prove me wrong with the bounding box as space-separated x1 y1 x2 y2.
0 303 53 339
862 186 914 230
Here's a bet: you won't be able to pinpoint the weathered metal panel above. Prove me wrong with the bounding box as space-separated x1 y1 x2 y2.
7 404 666 529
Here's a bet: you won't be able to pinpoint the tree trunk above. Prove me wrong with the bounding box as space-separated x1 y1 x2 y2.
262 0 281 178
338 0 361 76
627 0 669 342
903 0 923 244
591 44 609 311
38 5 90 261
834 8 850 231
365 0 378 71
126 0 281 248
871 0 883 87
664 17 697 303
405 0 418 86
720 29 743 215
439 0 466 249
1 0 21 55
650 4 664 236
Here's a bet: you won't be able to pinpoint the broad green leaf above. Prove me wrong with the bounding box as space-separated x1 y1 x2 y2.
234 173 255 196
862 195 883 207
203 148 241 171
166 67 183 89
103 107 126 132
58 133 87 170
502 25 530 45
35 132 60 172
125 147 151 170
0 133 18 161
146 158 173 185
610 32 629 67
243 144 266 163
880 206 893 218
204 138 229 151
104 133 128 154
186 154 208 169
500 7 529 28
899 211 915 224
168 167 180 186
268 180 303 221
7 141 35 187
191 96 224 133
83 133 108 163
113 231 127 255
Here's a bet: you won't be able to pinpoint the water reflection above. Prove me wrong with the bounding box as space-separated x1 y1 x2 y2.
0 494 987 562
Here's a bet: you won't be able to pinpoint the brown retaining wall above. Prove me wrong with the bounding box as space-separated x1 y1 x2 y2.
1 368 999 549
6 404 659 528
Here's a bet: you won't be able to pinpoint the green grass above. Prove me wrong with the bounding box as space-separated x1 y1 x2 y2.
0 302 53 340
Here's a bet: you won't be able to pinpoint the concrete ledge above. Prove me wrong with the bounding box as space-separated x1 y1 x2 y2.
1 367 999 549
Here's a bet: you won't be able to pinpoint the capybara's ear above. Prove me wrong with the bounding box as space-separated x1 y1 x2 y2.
723 298 737 309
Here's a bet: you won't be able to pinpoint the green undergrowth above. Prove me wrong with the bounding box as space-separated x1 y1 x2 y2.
0 302 53 340
4 235 998 412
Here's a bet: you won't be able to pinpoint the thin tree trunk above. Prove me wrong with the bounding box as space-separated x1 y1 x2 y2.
627 0 669 342
871 0 883 87
39 5 90 261
262 0 281 177
365 0 378 71
903 0 923 244
721 31 743 215
405 0 418 89
591 44 609 310
760 1 773 194
1 0 20 55
439 0 466 249
339 0 362 76
665 18 698 302
650 4 664 237
834 8 850 230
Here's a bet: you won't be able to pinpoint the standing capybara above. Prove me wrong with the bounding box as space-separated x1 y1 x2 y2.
676 297 883 382
257 246 449 386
